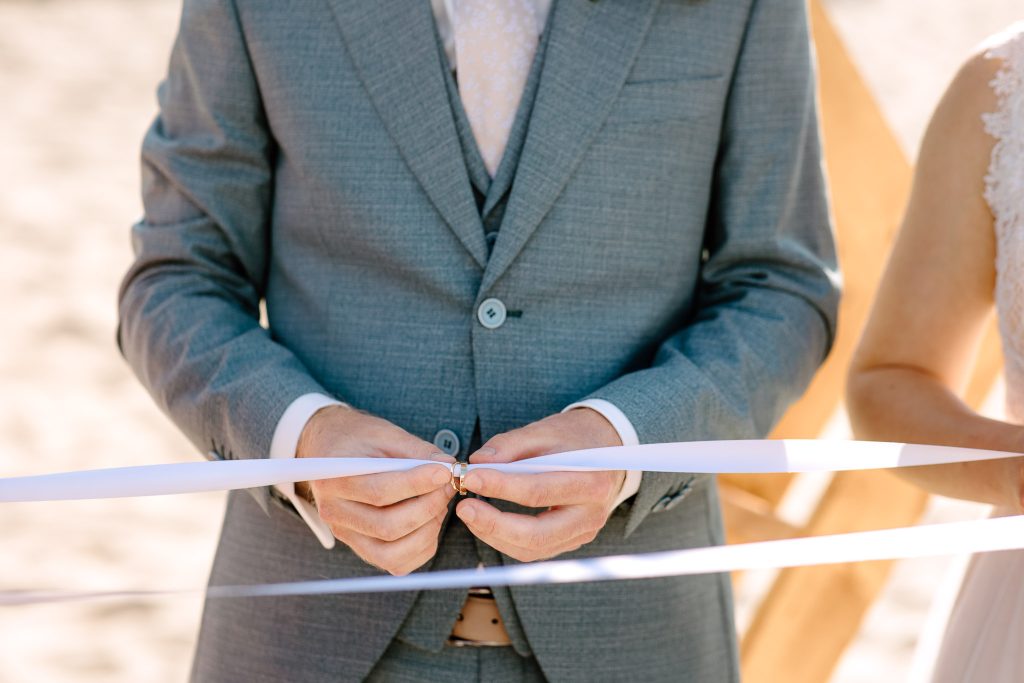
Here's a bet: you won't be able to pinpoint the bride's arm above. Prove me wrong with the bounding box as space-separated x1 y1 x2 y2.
847 50 1024 513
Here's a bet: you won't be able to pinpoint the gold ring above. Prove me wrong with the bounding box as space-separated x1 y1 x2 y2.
450 461 467 495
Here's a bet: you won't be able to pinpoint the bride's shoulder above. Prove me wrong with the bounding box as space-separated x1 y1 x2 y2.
909 27 1023 223
950 22 1024 119
978 21 1024 68
915 41 999 169
921 24 1024 158
976 23 1024 136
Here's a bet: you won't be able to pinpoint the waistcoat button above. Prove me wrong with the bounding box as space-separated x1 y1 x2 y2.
433 429 461 456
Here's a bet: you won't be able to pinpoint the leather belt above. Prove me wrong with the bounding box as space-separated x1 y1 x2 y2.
447 588 512 647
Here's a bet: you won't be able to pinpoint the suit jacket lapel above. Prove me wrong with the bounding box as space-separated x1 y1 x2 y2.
325 0 490 268
482 0 661 292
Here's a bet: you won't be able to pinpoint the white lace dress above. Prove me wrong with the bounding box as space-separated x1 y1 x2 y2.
930 25 1024 683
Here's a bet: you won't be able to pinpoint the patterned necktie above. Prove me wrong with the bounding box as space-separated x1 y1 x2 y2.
451 0 540 177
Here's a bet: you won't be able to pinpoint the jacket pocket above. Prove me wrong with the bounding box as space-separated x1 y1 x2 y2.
604 75 725 126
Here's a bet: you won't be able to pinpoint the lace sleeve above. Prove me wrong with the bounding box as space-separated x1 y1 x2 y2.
984 25 1024 422
983 25 1024 245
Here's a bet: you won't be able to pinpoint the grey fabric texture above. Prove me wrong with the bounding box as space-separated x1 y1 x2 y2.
391 23 550 658
394 515 481 653
366 639 546 683
118 0 839 681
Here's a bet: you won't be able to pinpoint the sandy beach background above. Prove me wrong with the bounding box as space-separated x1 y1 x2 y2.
0 1 1019 681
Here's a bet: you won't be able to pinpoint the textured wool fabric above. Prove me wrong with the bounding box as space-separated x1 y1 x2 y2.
392 20 549 656
119 0 839 680
366 639 546 683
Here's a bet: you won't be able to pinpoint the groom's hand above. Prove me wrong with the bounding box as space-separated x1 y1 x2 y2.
295 405 455 576
455 409 626 562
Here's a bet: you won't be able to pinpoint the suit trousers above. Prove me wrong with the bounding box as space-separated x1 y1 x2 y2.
365 639 545 682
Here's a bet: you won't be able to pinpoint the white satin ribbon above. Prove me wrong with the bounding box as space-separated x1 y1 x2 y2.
1 439 1019 503
3 514 1023 607
2 439 1021 607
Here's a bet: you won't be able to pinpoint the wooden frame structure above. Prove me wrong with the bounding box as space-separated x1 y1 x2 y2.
727 3 1004 681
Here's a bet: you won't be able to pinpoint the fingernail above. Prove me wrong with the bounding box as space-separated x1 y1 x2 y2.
470 446 497 463
430 451 456 463
458 505 476 523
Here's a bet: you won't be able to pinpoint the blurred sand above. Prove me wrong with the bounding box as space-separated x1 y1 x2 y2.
0 2 219 681
0 1 1019 681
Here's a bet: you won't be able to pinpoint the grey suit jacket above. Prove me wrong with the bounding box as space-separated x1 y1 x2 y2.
118 0 839 680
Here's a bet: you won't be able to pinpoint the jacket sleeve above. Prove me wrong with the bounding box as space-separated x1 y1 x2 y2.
117 0 332 510
587 0 841 537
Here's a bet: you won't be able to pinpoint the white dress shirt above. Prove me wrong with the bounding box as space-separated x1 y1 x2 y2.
271 0 641 549
432 0 553 70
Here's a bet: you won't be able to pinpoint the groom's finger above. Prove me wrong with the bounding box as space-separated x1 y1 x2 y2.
469 528 597 563
322 486 454 541
462 469 615 508
327 463 452 506
332 515 445 576
455 498 598 554
469 423 557 464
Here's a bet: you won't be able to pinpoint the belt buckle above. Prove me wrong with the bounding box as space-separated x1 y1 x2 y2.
446 587 511 647
446 636 510 648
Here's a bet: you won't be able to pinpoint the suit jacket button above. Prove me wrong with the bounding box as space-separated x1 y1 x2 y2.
651 495 672 513
477 298 507 329
662 492 687 511
655 476 696 512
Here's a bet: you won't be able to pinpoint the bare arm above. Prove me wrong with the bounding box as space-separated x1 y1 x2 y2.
847 51 1024 512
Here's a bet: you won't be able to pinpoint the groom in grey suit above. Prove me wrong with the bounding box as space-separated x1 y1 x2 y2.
119 0 839 680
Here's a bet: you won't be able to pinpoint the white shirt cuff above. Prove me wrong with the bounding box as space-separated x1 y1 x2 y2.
270 393 344 549
563 399 642 508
